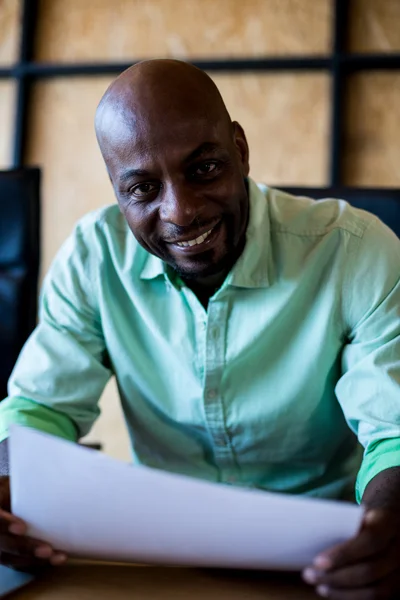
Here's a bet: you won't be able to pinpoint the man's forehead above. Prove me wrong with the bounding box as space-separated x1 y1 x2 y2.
105 108 227 159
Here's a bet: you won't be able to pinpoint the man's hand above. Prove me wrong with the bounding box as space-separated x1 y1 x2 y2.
302 508 400 599
0 476 67 571
302 466 400 599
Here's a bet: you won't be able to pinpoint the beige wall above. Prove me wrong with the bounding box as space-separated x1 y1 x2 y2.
0 0 20 65
0 0 20 168
0 81 15 168
34 0 332 61
1 0 400 459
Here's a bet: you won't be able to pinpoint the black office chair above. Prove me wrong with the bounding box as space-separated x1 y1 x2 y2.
0 168 41 400
280 187 400 238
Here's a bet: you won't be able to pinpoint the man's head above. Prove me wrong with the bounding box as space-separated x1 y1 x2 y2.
95 59 250 282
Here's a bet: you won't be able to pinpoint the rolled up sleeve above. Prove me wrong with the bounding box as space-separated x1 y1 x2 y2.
0 217 112 441
335 216 400 503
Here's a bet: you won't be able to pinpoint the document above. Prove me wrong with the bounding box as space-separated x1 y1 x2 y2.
9 426 363 570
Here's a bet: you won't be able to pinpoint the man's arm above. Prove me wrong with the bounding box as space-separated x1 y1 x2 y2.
0 217 112 570
302 217 400 598
1 219 112 443
362 466 400 510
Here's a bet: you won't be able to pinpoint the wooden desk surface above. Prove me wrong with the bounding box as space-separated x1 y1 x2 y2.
13 563 318 599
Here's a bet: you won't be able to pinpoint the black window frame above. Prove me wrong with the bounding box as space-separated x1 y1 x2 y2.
1 0 400 187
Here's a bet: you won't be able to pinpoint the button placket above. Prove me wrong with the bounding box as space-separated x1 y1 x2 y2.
203 300 235 470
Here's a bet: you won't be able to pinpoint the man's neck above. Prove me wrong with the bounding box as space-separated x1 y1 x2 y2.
183 269 227 310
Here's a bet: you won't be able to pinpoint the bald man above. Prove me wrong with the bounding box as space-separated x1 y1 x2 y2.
1 60 400 598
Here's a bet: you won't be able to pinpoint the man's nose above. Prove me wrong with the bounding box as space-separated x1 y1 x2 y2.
159 183 204 227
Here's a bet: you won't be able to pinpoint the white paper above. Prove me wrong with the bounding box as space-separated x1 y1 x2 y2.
10 426 363 570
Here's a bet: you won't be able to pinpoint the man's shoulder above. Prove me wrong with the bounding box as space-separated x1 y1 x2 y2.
74 203 129 237
262 186 375 240
57 204 146 276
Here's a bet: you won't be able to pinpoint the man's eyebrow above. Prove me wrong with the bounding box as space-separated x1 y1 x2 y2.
118 143 222 184
184 143 221 163
119 168 150 184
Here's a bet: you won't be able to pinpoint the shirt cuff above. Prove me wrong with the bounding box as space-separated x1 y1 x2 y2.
356 437 400 503
0 397 77 443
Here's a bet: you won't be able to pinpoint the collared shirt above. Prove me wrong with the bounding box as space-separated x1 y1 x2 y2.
2 178 400 502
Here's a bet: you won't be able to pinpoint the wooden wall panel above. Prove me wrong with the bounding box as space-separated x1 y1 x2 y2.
0 81 14 168
0 0 20 65
213 73 330 186
26 77 115 275
348 0 400 53
344 73 400 187
35 0 332 62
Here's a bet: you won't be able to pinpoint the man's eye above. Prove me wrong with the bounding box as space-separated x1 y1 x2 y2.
130 183 158 198
194 162 218 176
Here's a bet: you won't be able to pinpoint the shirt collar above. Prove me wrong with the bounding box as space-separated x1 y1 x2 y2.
140 177 271 289
226 177 270 289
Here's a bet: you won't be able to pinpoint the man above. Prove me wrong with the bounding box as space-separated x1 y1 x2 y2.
1 59 400 598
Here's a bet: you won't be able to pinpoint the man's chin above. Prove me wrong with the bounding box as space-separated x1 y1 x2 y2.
167 252 231 282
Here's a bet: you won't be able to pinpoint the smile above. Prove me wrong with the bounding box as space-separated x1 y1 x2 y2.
175 227 214 248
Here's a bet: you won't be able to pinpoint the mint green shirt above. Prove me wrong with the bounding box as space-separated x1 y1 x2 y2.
2 179 400 503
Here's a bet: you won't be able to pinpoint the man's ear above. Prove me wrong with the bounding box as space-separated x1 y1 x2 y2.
232 121 250 176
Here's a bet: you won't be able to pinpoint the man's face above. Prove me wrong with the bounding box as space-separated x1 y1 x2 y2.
105 110 250 281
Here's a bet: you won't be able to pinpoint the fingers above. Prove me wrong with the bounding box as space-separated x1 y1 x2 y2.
0 510 67 571
312 510 393 572
302 510 400 599
311 570 400 600
0 508 27 534
303 547 398 589
0 532 53 558
0 476 68 572
0 541 68 571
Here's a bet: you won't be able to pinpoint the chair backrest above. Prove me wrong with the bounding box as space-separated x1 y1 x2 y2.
280 187 400 238
0 169 40 399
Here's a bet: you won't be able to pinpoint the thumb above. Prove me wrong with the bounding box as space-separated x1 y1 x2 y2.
363 509 386 527
361 508 394 545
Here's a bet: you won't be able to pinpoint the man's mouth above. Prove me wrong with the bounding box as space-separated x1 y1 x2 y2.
175 226 214 248
167 220 222 254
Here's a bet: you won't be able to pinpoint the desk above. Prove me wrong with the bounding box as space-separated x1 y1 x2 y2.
14 563 318 599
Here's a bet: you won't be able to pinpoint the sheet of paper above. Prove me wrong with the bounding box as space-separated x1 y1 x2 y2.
9 426 363 571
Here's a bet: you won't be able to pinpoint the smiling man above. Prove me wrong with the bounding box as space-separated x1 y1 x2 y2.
1 60 400 598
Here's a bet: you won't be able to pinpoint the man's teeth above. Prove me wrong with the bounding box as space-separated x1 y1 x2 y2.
176 227 213 247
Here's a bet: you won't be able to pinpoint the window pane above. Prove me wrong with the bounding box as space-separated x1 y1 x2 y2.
213 73 330 186
0 0 21 65
343 73 400 186
35 0 332 62
0 81 15 167
348 0 400 54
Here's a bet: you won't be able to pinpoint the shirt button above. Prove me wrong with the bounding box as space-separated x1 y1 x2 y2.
211 326 219 339
207 389 217 400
